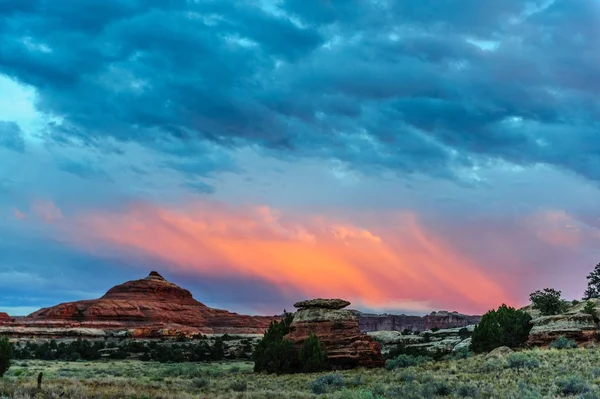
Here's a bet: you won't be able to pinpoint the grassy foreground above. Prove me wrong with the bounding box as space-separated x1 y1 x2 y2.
2 347 600 398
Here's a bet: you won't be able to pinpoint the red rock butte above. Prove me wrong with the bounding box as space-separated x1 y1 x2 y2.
8 271 277 337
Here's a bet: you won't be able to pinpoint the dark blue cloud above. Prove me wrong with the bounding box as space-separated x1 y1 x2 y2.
0 121 25 152
1 0 600 185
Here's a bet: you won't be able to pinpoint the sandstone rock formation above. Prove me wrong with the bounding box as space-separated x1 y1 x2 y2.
369 325 474 355
528 313 597 347
286 299 384 369
524 299 600 347
0 312 10 323
358 310 480 333
3 271 277 338
295 299 351 310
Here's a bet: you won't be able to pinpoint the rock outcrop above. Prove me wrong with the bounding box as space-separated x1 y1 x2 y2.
528 313 598 347
525 299 600 347
369 325 474 355
0 313 10 323
3 271 277 338
286 299 384 369
358 310 480 333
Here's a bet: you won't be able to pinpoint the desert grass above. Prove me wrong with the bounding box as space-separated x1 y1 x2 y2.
2 347 600 398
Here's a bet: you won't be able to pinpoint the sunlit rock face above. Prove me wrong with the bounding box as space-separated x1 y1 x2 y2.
5 271 277 338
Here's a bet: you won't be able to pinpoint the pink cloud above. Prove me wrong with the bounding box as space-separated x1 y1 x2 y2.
60 200 515 314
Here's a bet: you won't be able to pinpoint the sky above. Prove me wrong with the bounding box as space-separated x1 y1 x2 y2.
1 0 600 317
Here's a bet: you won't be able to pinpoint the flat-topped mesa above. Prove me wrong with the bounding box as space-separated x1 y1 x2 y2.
286 298 384 369
294 299 351 310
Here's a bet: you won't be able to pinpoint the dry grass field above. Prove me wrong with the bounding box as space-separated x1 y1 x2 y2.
2 347 600 398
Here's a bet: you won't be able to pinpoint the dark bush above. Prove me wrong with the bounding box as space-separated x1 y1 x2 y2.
584 263 600 300
549 336 577 350
230 380 247 392
298 334 329 373
507 352 540 369
192 377 209 388
582 301 598 322
310 374 344 395
0 337 12 378
556 376 590 395
471 304 532 353
253 311 301 374
530 288 567 316
385 354 430 370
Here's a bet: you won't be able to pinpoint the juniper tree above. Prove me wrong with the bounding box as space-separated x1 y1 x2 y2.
584 263 600 300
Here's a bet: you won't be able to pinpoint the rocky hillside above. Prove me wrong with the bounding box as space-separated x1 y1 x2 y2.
0 271 278 338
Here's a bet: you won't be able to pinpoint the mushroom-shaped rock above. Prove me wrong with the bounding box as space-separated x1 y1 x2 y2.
294 299 351 310
286 298 384 369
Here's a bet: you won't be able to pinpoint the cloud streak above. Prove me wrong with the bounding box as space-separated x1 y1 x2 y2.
56 200 513 314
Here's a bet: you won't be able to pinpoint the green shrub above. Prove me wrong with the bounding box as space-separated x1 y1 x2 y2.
582 301 598 321
457 384 479 397
230 380 247 392
481 357 507 372
584 263 600 300
507 352 540 369
556 376 590 395
253 311 299 374
471 304 532 353
422 380 452 397
549 336 577 350
530 288 567 316
385 354 430 370
298 333 329 373
0 337 13 378
458 327 471 339
451 347 472 360
192 377 209 388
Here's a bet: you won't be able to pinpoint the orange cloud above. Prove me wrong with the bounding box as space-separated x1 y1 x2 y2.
67 201 513 313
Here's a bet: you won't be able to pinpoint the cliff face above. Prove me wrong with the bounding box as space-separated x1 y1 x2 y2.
7 271 277 338
358 310 481 332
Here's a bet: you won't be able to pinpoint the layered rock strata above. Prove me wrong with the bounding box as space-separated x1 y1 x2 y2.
2 271 277 338
358 310 481 332
286 299 384 369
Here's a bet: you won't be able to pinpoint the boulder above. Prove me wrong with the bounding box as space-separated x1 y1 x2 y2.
294 299 351 310
528 313 597 346
286 299 384 369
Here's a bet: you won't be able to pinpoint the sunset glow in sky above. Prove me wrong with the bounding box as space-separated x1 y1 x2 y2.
1 0 600 316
